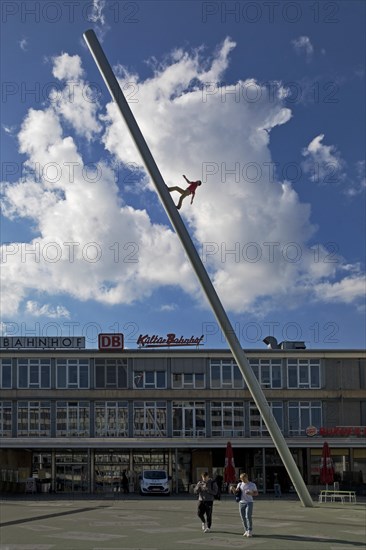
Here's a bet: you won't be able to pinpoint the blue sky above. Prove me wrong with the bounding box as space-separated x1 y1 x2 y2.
1 0 365 350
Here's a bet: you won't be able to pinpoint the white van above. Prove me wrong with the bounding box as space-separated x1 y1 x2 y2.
139 469 170 496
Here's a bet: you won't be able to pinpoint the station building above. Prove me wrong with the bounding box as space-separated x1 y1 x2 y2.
0 335 365 495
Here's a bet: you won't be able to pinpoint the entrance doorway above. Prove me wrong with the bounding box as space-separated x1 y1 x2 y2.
55 451 88 493
56 464 87 492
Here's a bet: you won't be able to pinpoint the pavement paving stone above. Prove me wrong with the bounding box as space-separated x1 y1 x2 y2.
0 495 365 550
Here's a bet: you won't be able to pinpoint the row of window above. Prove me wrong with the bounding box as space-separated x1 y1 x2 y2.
0 400 322 438
0 358 321 389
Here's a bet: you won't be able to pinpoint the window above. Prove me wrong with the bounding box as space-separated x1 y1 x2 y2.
0 359 12 388
133 401 167 436
0 401 12 437
56 401 90 436
210 360 244 388
210 401 245 437
249 401 283 436
133 371 166 389
250 359 282 388
17 401 51 436
18 359 51 388
172 372 205 388
287 359 320 389
288 401 322 436
95 401 128 437
56 359 89 388
95 359 128 388
172 402 206 437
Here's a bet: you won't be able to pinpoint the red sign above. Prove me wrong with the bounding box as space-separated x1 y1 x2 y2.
319 426 366 437
137 333 204 348
98 333 124 351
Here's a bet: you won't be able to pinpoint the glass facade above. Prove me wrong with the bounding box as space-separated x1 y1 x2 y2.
17 401 51 436
172 401 206 437
210 360 244 388
18 359 51 388
0 347 364 495
133 370 166 388
249 401 283 436
288 401 322 435
55 451 88 493
287 359 320 388
56 359 89 388
0 401 12 437
172 372 205 388
250 359 282 388
95 401 128 437
133 401 167 436
0 359 12 388
56 401 90 436
95 359 128 388
211 401 245 437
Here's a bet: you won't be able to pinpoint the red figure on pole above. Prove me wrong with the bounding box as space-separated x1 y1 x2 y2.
168 175 202 210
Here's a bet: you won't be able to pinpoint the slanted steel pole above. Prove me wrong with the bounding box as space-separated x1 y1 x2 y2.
83 29 313 507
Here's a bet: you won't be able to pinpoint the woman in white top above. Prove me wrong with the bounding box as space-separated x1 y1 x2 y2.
235 472 258 537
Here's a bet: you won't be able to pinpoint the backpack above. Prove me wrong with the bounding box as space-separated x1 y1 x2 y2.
209 480 219 498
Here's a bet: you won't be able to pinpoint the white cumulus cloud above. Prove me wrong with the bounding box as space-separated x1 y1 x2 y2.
87 0 110 41
19 38 28 51
25 301 71 319
312 276 366 304
51 53 101 140
1 38 364 320
292 36 314 62
302 134 346 185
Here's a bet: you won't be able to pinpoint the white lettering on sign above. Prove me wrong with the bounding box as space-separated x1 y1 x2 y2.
98 333 124 350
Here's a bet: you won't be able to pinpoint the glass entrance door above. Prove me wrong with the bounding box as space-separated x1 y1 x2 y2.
55 451 88 493
55 463 88 492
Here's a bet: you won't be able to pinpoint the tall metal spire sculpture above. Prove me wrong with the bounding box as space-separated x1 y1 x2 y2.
83 29 313 507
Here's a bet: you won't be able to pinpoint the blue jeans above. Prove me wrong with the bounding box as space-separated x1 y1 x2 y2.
239 501 254 532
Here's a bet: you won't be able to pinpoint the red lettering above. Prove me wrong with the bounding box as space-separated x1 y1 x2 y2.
98 333 124 350
112 335 123 348
101 336 110 347
319 425 366 437
167 333 176 345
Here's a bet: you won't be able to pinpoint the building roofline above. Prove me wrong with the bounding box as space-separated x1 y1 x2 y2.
1 347 365 358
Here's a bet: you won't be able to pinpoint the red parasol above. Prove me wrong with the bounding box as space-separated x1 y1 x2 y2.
224 441 236 484
320 441 334 485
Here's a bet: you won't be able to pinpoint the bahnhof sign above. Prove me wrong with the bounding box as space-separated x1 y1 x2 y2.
0 336 85 349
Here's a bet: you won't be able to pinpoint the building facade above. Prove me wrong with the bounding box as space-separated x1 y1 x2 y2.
0 337 365 495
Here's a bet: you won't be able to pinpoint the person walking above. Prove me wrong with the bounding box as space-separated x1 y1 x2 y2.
168 175 202 210
121 471 129 494
214 473 223 500
194 472 218 533
273 473 282 498
235 473 258 537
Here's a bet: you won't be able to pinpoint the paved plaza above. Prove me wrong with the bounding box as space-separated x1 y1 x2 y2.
0 494 365 550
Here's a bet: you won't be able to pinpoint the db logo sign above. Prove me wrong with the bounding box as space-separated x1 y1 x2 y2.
98 333 124 351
